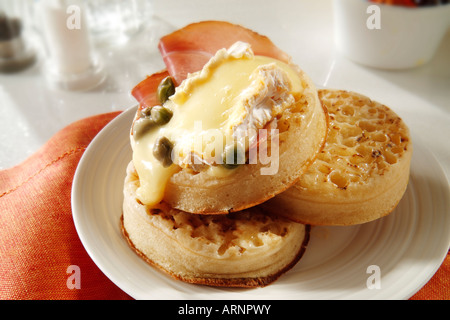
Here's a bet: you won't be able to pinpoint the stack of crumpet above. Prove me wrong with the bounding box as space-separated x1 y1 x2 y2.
121 21 412 288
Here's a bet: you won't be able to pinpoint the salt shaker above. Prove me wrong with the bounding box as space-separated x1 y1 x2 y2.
39 0 105 90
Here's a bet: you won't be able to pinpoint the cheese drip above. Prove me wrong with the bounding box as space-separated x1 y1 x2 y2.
131 42 303 206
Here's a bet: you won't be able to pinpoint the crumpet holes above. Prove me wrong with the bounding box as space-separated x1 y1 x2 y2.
383 150 397 164
329 171 349 189
358 120 377 132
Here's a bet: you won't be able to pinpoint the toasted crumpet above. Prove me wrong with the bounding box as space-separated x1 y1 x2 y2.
164 66 327 214
122 162 310 287
264 90 412 226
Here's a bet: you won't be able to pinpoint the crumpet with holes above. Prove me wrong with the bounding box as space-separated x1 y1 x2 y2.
264 90 412 226
162 64 327 215
122 162 310 287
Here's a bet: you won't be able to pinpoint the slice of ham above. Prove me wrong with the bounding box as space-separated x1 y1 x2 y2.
158 20 291 85
132 21 290 109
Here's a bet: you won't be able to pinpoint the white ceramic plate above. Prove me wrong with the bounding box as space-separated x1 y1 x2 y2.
72 105 450 300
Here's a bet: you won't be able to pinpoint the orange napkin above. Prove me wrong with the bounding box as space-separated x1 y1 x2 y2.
0 112 131 300
410 251 450 300
0 112 448 300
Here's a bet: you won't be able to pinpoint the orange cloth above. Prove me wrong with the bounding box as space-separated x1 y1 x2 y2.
0 112 131 300
0 112 448 300
410 250 450 300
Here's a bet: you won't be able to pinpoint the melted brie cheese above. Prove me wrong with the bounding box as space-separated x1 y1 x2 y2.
131 42 303 206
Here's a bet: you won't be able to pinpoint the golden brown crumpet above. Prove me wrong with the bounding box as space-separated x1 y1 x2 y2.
163 67 327 215
131 40 327 215
122 163 310 288
264 90 412 226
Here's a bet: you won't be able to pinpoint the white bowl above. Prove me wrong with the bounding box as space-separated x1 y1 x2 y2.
333 0 450 69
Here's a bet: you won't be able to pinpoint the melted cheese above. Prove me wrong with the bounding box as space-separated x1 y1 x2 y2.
131 42 303 206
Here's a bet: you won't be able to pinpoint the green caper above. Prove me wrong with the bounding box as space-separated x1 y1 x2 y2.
133 118 156 139
151 105 173 125
139 106 152 118
157 76 175 104
153 136 174 168
221 143 245 169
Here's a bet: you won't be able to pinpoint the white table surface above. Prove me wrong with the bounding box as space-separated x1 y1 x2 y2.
1 0 449 186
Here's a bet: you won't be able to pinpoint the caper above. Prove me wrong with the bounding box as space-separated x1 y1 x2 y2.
133 117 156 139
139 106 152 118
221 143 245 169
153 136 174 168
157 76 175 104
151 105 173 125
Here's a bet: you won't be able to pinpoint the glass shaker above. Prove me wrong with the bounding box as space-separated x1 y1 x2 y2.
39 0 105 90
0 0 36 73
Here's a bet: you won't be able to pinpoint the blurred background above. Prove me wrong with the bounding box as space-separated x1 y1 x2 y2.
0 0 449 176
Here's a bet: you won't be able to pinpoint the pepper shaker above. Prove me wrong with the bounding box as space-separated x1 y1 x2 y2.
0 0 36 73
